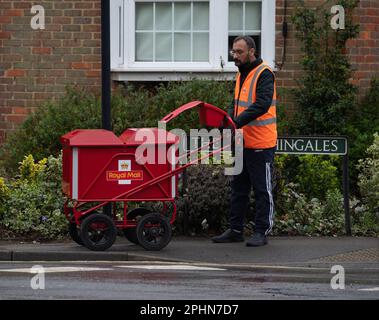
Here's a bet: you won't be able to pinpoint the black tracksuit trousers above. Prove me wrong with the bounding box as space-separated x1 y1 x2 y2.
229 147 275 235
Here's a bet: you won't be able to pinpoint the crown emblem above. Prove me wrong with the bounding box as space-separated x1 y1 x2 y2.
120 162 129 170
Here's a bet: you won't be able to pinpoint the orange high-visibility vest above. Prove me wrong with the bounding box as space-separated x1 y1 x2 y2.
234 62 277 149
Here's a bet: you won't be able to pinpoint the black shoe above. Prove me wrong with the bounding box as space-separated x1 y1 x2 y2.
246 233 268 247
211 229 244 243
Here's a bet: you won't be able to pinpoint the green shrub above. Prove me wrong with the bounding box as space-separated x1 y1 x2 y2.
350 194 379 237
175 164 232 235
273 154 340 201
0 177 9 220
273 185 345 236
293 155 340 200
345 78 379 193
0 154 67 240
357 133 379 216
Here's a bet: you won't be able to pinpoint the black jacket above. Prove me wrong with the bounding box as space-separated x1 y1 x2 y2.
228 58 275 129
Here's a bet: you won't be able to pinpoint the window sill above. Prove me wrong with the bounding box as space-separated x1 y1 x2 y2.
111 70 237 81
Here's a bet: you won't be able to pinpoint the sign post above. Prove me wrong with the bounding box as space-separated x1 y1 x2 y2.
276 136 351 235
101 0 111 131
101 0 112 216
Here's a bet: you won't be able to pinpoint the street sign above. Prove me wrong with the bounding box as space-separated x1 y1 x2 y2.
276 136 347 155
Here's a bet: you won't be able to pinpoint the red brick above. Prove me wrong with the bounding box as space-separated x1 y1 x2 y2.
4 9 24 16
365 56 376 63
7 99 26 107
13 2 30 9
91 63 101 69
32 47 52 54
83 10 101 16
0 32 11 39
71 62 92 69
0 16 11 23
0 107 12 114
52 17 72 24
74 3 94 9
364 24 377 32
34 92 55 100
0 2 12 9
5 69 25 77
6 114 27 125
85 70 100 77
12 107 28 115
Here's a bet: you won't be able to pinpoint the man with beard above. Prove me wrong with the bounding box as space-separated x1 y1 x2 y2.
212 36 277 247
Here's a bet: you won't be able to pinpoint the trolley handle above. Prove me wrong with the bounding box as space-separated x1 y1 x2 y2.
160 100 236 131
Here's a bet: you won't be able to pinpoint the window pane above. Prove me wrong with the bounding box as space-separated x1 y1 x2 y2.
156 33 172 61
193 33 209 61
134 1 211 63
174 3 191 30
193 2 209 31
156 3 172 31
136 3 153 30
174 33 190 61
245 2 261 30
136 33 153 61
229 2 243 31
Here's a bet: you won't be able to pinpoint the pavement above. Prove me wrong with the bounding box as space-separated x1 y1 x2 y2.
0 235 378 274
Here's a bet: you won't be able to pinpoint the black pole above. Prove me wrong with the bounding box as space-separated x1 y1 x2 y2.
343 153 351 235
101 0 112 216
101 0 111 131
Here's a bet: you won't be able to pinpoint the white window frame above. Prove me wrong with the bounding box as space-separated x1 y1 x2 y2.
111 0 276 80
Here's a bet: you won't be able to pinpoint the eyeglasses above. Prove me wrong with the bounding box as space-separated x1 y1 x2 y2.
229 49 246 56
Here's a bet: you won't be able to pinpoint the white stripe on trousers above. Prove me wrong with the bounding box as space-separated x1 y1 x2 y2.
265 162 274 235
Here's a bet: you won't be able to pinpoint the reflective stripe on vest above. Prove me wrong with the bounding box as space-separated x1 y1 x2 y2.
234 62 277 149
233 99 277 108
248 117 277 127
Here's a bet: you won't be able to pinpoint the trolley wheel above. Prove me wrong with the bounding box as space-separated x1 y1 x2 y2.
136 213 172 251
123 207 151 244
80 213 117 251
68 222 83 246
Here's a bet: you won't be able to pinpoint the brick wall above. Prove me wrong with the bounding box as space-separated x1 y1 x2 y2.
0 0 101 144
275 0 379 113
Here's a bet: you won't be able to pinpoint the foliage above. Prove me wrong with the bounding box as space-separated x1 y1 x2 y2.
0 154 67 240
357 133 379 216
175 165 232 235
274 154 340 201
273 185 345 236
293 155 340 200
290 0 359 135
0 177 9 220
18 155 47 181
350 196 379 236
344 78 379 193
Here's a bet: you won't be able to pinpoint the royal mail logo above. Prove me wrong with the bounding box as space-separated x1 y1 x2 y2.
118 159 131 185
106 170 143 181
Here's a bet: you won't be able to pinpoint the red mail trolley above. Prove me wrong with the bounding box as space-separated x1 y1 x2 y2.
61 101 236 251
